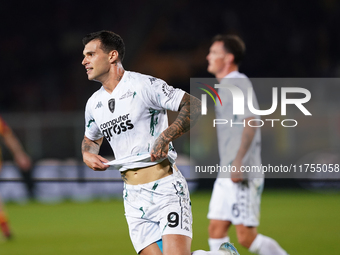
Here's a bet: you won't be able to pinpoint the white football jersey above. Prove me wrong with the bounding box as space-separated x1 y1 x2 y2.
215 71 262 177
84 71 185 171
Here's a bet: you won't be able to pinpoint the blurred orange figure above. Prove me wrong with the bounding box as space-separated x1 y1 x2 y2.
0 115 32 240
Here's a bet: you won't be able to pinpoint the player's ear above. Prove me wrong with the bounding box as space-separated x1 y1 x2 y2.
109 50 119 64
224 53 234 65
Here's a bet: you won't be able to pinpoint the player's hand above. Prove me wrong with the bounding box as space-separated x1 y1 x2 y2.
14 152 32 172
150 134 169 162
83 152 110 171
231 157 243 183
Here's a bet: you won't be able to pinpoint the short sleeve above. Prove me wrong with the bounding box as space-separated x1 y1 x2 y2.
141 77 185 111
84 99 103 141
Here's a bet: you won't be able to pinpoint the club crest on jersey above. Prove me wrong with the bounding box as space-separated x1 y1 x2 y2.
108 98 115 113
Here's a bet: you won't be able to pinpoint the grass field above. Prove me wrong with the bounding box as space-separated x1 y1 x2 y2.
1 189 340 255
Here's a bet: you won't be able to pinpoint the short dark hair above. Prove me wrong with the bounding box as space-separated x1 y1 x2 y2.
212 34 245 65
82 30 125 62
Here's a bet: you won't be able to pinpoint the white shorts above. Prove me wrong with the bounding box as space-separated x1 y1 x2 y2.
123 168 193 253
207 178 264 226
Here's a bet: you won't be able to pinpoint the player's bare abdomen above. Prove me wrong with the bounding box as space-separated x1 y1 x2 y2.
121 158 174 185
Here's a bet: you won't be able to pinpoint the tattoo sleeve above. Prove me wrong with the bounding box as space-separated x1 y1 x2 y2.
81 136 102 155
161 93 201 143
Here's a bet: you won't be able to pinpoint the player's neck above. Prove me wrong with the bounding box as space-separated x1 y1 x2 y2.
216 65 238 82
102 62 125 94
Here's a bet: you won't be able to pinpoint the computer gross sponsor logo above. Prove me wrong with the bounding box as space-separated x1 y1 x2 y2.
100 114 134 141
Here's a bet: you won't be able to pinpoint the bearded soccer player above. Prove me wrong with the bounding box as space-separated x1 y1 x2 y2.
206 34 288 255
81 30 240 255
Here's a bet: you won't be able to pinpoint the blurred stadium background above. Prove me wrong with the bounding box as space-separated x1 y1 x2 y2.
1 0 340 254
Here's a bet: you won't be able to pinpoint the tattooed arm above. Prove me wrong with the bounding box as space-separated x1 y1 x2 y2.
231 117 257 182
151 93 201 161
82 136 109 171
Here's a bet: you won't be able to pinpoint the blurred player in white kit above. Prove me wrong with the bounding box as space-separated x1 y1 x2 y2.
206 34 288 255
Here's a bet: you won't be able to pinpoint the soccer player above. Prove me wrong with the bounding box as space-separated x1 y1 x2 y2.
81 30 238 255
0 115 32 240
206 35 288 255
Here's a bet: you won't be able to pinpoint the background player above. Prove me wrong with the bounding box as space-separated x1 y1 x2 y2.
81 30 239 255
0 115 32 240
206 34 288 255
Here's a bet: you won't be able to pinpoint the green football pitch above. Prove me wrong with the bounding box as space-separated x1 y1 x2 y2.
1 189 339 255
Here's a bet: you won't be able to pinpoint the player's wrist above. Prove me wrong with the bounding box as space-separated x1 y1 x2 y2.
82 151 93 159
158 132 171 144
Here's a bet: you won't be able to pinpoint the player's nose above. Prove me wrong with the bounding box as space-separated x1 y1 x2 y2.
82 57 88 66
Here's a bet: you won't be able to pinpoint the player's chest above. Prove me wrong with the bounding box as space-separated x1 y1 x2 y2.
92 89 146 127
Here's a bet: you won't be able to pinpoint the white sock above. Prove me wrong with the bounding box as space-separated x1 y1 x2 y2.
208 236 230 251
192 250 225 255
249 234 288 255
